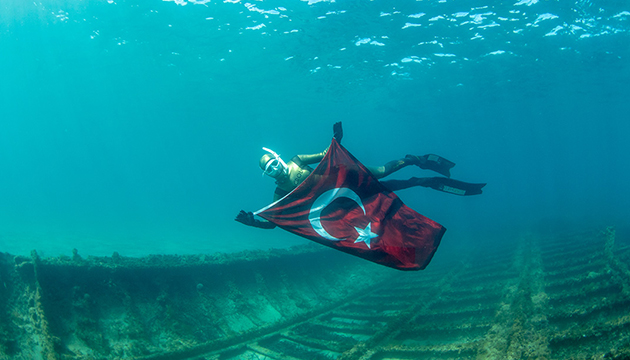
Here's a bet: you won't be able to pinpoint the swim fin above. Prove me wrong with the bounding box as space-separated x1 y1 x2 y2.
382 177 486 196
406 154 455 178
421 177 486 196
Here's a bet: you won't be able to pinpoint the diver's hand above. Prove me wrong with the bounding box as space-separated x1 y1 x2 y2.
235 210 255 226
235 210 277 229
333 122 343 143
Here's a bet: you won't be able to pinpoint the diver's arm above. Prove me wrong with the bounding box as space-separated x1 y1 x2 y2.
235 210 276 229
295 122 343 165
234 186 288 229
296 148 328 165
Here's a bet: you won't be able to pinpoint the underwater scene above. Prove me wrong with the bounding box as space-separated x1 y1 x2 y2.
1 0 630 358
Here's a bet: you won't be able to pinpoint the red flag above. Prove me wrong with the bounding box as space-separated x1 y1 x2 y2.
255 139 445 271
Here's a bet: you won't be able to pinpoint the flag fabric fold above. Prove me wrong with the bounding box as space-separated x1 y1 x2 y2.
255 139 446 271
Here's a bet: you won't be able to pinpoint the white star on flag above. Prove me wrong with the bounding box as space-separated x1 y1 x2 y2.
354 222 379 249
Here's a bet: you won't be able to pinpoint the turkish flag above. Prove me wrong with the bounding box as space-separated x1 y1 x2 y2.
255 139 446 271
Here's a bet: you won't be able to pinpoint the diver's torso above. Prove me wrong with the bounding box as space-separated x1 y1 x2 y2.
275 157 313 193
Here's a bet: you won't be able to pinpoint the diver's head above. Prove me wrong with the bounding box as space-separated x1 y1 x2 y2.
260 148 288 178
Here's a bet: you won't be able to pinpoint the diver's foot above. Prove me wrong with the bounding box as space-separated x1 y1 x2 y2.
404 154 424 166
405 154 455 178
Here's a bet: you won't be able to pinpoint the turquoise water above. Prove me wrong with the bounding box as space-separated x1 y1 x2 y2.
1 0 629 258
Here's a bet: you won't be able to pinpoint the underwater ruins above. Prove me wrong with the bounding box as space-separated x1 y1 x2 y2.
1 228 629 359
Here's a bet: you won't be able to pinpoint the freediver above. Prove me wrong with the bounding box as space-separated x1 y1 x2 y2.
235 122 485 228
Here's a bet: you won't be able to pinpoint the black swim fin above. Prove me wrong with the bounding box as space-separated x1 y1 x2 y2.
406 154 455 178
419 177 486 196
382 177 486 195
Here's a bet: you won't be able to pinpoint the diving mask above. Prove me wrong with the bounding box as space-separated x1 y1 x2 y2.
261 147 288 178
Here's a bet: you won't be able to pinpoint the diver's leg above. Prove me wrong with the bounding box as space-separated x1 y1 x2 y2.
404 154 455 178
380 178 426 191
368 154 456 179
382 177 486 196
367 159 412 180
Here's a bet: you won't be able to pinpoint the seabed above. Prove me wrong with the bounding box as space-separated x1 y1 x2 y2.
1 228 629 360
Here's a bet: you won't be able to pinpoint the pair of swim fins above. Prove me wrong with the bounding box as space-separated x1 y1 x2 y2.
400 154 486 195
406 154 456 178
